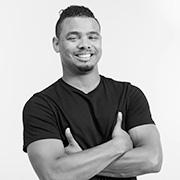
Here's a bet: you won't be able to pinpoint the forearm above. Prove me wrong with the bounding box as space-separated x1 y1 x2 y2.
99 146 162 178
52 139 123 180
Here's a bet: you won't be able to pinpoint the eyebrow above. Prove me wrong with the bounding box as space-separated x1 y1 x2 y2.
87 31 100 36
66 31 80 37
66 31 100 37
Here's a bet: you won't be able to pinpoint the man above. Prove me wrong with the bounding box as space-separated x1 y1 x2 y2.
23 5 162 180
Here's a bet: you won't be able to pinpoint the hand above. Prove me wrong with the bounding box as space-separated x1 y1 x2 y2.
65 128 82 155
112 112 133 153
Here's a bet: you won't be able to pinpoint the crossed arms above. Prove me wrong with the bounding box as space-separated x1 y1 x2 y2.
27 112 163 180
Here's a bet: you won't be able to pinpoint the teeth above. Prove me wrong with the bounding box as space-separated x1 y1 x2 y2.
76 54 92 61
77 54 91 58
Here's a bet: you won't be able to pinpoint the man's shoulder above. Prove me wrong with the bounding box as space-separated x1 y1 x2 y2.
101 75 131 88
38 78 61 95
101 75 144 96
25 78 62 106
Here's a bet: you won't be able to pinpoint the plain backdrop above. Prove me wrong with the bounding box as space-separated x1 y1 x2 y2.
1 0 180 179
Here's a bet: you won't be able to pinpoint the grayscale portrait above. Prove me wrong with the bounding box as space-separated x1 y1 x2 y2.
2 0 180 180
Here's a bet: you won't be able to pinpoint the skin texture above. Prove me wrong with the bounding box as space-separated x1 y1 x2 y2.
27 16 163 180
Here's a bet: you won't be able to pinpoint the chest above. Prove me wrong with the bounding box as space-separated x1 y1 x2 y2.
58 92 121 149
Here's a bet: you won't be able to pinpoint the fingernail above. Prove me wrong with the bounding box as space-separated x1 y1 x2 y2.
118 112 122 116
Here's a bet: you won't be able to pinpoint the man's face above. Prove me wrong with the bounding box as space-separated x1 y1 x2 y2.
55 17 102 73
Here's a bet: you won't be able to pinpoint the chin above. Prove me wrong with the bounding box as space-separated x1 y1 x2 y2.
77 64 95 73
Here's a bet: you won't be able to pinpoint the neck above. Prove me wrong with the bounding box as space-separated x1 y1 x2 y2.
62 66 100 93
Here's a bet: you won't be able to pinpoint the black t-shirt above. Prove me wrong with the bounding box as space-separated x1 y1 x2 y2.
23 75 154 180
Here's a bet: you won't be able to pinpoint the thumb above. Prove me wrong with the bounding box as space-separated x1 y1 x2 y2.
117 112 123 127
65 128 74 144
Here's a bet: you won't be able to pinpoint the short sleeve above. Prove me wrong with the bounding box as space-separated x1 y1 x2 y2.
125 85 155 131
23 94 62 152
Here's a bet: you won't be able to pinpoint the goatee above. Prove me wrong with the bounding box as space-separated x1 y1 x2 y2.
77 65 94 73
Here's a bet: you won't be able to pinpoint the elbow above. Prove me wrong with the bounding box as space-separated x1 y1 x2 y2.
147 150 163 173
152 155 163 173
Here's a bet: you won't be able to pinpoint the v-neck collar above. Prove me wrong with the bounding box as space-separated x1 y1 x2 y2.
60 75 103 96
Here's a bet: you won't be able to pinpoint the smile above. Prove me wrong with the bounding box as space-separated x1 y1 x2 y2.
74 53 94 62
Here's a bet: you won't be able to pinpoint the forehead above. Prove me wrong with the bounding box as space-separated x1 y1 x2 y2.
60 17 100 35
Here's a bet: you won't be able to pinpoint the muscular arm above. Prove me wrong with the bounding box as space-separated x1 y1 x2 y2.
28 139 120 180
27 113 132 180
98 124 163 178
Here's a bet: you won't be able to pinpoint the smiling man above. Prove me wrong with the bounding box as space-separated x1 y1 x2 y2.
54 15 102 75
23 5 162 180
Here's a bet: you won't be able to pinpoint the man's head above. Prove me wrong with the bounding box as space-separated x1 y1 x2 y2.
53 5 102 74
55 5 100 39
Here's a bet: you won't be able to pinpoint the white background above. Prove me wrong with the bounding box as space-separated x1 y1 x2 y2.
1 0 180 179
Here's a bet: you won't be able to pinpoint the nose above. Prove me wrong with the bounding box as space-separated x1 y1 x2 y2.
77 37 91 50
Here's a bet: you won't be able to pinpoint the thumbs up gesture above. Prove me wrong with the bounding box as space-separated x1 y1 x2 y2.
112 112 133 153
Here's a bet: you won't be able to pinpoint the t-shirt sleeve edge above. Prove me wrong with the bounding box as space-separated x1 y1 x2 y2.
126 121 155 131
23 136 62 153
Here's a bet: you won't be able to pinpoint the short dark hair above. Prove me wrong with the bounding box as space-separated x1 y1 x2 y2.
55 5 100 38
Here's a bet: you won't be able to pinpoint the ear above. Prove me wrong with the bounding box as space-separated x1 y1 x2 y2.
52 37 60 53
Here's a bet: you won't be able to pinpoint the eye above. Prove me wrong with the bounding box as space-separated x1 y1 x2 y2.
89 35 99 40
67 36 78 41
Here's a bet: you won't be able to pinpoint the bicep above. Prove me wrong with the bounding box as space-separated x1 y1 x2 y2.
27 139 65 180
128 124 161 147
